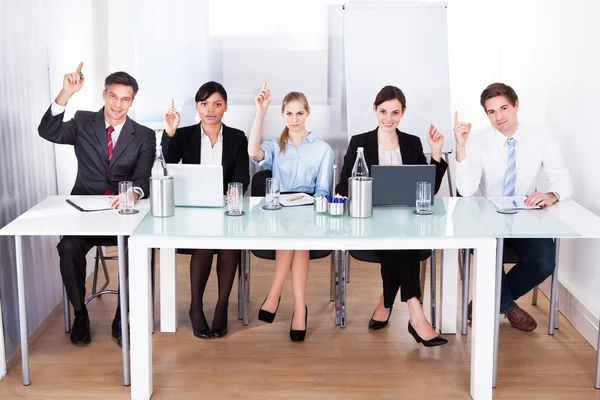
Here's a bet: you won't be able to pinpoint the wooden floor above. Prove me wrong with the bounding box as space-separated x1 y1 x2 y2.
0 251 598 399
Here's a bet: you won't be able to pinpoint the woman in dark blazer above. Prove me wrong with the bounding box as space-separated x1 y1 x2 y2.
336 86 447 347
161 81 250 339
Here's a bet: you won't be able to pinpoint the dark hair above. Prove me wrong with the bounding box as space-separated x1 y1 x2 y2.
374 85 407 110
279 92 310 154
480 83 519 110
195 81 228 103
104 71 139 98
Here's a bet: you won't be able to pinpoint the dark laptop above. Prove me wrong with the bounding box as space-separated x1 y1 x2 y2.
371 165 436 206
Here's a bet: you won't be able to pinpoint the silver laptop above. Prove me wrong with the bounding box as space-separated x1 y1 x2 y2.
167 164 225 207
371 165 436 206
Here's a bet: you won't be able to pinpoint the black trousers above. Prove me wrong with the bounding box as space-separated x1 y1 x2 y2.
379 249 422 308
57 235 122 312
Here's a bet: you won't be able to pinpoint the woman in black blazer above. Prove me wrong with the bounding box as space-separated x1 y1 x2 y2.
161 81 250 339
336 86 447 347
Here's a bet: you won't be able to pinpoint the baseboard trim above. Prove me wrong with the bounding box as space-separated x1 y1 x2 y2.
539 279 599 351
5 299 64 369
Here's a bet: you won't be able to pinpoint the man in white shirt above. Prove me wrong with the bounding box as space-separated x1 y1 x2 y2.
454 82 573 331
38 63 155 346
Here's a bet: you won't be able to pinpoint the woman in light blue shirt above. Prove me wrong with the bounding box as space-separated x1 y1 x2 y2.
248 82 333 342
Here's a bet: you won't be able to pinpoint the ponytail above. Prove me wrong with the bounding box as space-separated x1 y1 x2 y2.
279 126 290 154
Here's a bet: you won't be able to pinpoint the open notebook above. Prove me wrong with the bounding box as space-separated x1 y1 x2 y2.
280 193 314 207
487 196 542 211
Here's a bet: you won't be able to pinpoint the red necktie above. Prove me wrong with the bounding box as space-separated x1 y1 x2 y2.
103 126 115 195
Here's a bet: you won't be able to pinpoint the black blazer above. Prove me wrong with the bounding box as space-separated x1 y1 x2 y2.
38 106 155 196
161 123 250 194
336 128 447 196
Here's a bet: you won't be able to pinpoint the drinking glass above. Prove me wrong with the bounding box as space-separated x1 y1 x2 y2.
118 181 137 215
264 177 281 210
415 181 433 215
227 182 244 216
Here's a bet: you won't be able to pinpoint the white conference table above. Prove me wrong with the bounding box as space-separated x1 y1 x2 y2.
0 195 149 386
129 196 515 400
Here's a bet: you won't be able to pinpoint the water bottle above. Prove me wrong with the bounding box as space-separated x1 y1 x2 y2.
348 147 373 218
152 144 168 177
351 147 369 177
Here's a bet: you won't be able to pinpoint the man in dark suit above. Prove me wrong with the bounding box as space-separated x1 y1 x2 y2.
38 62 155 346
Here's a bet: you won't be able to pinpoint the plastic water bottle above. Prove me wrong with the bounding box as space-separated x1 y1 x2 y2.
351 147 369 178
152 145 168 177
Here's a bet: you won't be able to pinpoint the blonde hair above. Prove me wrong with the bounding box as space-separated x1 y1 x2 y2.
279 92 310 153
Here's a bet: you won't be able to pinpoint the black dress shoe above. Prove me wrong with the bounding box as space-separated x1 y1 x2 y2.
71 312 91 346
258 296 281 323
290 306 308 342
111 317 129 348
368 306 393 331
408 322 448 347
189 309 211 339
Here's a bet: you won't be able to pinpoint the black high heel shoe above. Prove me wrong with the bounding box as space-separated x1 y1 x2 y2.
408 321 448 347
368 306 393 331
258 296 281 323
189 308 211 339
211 304 229 338
290 306 308 342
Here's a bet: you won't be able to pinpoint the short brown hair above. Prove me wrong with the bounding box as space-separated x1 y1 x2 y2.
374 86 407 110
480 83 518 111
104 71 139 98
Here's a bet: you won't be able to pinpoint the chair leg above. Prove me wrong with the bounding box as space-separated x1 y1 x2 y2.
419 260 427 305
243 250 250 326
430 250 436 330
461 249 471 335
549 238 560 335
151 248 156 334
99 247 110 292
330 253 336 302
91 247 101 295
238 252 243 320
458 249 465 281
63 286 71 333
347 252 351 284
531 286 539 306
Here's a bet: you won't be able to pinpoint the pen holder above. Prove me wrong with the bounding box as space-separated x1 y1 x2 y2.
328 201 346 216
150 176 175 217
314 196 328 213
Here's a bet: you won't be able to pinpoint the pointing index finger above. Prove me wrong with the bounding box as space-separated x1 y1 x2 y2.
454 111 458 127
262 81 267 90
76 61 83 74
171 98 174 108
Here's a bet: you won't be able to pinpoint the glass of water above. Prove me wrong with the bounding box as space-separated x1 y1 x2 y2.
227 182 244 216
118 181 137 215
264 177 281 210
415 181 433 215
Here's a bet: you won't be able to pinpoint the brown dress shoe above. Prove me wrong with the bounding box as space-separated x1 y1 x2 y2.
505 302 537 332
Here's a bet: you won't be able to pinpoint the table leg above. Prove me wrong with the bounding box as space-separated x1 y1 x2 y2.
549 238 560 335
440 249 458 334
243 249 250 326
15 235 30 385
595 318 599 389
159 248 177 332
492 238 504 389
129 241 153 400
334 250 340 326
470 239 496 400
117 236 130 386
0 295 6 381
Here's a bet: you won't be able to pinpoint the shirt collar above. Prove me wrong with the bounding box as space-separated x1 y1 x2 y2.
200 123 223 142
493 125 521 147
105 119 125 134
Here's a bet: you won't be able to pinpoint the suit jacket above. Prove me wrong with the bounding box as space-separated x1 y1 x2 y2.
160 123 250 194
336 128 447 196
38 106 156 196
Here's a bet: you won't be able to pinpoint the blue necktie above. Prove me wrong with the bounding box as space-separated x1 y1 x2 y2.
503 137 516 196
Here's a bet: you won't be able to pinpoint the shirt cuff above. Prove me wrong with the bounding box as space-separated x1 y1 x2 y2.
51 102 67 116
133 187 144 199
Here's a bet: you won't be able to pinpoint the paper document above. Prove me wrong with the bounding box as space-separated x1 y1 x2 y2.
487 196 542 211
280 193 314 207
66 198 113 212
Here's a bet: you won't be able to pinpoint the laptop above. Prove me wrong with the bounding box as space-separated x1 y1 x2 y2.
167 164 225 207
371 165 436 206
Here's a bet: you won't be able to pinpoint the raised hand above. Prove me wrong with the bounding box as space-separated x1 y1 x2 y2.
255 81 271 113
163 98 181 137
426 124 444 154
63 61 85 95
453 111 472 147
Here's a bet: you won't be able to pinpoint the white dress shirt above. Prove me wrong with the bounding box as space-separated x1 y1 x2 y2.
51 102 143 197
200 124 223 166
378 147 403 166
455 122 573 200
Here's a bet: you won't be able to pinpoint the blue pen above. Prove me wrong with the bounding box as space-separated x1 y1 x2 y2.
512 200 518 208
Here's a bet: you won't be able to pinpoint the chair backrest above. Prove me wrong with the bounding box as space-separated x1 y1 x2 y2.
251 169 273 197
